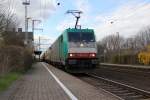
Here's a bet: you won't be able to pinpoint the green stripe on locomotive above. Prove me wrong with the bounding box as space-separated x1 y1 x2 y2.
60 29 68 61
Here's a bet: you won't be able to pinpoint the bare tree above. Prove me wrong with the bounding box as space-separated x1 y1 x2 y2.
0 0 18 35
100 33 124 53
0 1 25 75
134 27 150 50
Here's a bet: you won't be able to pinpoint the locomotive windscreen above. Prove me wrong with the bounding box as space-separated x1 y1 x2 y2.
68 32 95 42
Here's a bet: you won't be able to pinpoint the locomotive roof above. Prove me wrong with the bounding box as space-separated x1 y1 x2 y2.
65 28 94 33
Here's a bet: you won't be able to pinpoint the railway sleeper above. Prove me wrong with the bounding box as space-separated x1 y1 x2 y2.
99 82 115 87
113 92 142 98
99 83 114 87
102 87 123 91
101 84 123 89
111 90 129 93
126 95 146 100
118 92 136 96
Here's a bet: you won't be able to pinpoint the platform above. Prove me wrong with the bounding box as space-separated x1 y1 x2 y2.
0 62 119 100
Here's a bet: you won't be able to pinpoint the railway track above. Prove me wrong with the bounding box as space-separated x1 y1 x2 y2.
79 74 150 100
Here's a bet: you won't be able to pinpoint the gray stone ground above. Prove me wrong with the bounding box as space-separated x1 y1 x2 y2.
0 62 119 100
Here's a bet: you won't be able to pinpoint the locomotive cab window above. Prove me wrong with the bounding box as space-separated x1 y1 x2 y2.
68 32 95 42
81 32 95 42
68 32 80 42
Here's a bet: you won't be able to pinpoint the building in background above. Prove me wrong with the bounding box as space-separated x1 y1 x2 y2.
17 28 34 48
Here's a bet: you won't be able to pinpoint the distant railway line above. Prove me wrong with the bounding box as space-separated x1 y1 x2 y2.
93 64 150 91
100 63 150 70
99 63 150 77
78 73 150 100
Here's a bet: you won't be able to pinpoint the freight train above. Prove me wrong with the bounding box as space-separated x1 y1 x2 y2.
42 28 98 73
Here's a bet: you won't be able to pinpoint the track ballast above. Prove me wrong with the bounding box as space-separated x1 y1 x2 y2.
79 73 150 100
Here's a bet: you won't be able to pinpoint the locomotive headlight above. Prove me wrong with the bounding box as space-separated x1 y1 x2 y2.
70 53 73 57
69 53 75 57
80 43 84 47
90 53 96 57
92 54 95 57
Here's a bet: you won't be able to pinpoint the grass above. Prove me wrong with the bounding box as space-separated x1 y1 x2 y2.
0 72 21 92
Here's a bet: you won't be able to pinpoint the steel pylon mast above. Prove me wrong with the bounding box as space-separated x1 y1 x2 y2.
22 0 30 45
66 10 83 29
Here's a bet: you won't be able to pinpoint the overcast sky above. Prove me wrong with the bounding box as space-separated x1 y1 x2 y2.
3 0 150 51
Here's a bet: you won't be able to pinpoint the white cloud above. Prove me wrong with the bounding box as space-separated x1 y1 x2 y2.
94 1 150 40
1 0 56 29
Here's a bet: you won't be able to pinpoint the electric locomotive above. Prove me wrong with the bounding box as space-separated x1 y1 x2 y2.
43 28 98 73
